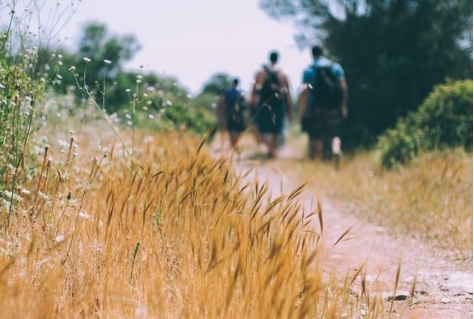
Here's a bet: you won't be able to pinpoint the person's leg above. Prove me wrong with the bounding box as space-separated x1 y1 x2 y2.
266 134 280 158
308 116 323 160
309 139 324 160
331 136 342 169
279 116 286 148
260 133 273 156
327 109 344 168
218 126 227 149
331 136 341 154
253 125 262 146
269 101 284 155
229 132 240 148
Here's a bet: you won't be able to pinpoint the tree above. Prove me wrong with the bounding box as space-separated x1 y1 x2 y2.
37 22 142 113
201 72 235 96
259 0 473 148
193 72 237 114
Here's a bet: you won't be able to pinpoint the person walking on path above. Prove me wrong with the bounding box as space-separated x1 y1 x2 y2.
250 50 294 158
217 78 247 149
299 45 348 165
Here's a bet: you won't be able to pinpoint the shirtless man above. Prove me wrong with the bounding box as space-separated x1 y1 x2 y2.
250 51 293 158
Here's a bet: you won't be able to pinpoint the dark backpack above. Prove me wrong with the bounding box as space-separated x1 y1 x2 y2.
259 66 281 104
310 64 342 110
225 88 247 122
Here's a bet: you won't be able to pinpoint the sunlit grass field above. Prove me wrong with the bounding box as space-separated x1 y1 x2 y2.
0 125 386 318
0 120 470 318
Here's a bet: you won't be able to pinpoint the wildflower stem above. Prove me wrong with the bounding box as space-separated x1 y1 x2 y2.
130 241 141 284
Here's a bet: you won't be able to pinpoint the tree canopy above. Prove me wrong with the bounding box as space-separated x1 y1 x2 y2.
260 0 473 148
201 72 236 96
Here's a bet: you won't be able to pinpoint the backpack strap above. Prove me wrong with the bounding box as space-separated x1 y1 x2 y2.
263 65 280 85
311 62 334 77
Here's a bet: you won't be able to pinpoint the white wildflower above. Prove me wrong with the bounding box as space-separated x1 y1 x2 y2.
78 211 92 220
148 114 154 119
143 136 154 143
2 190 23 201
104 59 111 65
55 235 65 243
37 191 49 201
2 199 11 211
83 57 91 63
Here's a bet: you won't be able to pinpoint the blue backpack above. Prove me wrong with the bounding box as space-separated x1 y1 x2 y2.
225 88 246 116
310 64 343 110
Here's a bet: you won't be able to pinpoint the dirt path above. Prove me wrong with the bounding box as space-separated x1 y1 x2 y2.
215 139 473 319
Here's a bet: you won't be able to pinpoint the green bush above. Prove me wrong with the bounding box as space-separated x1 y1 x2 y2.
0 46 46 188
377 79 473 168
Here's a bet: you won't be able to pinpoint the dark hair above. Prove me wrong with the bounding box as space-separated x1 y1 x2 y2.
269 51 279 63
232 78 239 86
312 45 324 57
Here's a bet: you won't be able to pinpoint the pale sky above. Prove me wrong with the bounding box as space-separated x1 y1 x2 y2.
8 0 313 95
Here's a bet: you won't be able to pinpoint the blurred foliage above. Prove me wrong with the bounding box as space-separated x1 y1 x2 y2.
32 21 217 138
36 22 141 114
259 0 473 149
201 72 235 96
0 26 46 191
377 79 473 168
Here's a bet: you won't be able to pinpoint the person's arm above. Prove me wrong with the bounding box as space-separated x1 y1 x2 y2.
280 73 293 121
299 68 312 122
250 70 264 107
298 85 308 122
217 94 226 129
333 63 348 118
339 77 348 118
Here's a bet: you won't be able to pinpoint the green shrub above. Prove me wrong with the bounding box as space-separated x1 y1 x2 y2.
377 79 473 168
0 45 46 188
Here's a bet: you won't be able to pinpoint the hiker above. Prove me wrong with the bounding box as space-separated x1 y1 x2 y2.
250 50 293 158
217 78 247 148
299 45 348 164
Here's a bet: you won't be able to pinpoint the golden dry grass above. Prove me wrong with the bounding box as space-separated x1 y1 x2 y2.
287 135 472 257
0 127 383 318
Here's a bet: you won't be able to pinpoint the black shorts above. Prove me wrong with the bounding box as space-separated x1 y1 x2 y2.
226 113 246 133
302 108 343 140
256 100 285 135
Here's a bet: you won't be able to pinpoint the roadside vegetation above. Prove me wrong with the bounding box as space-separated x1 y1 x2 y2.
289 146 472 257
